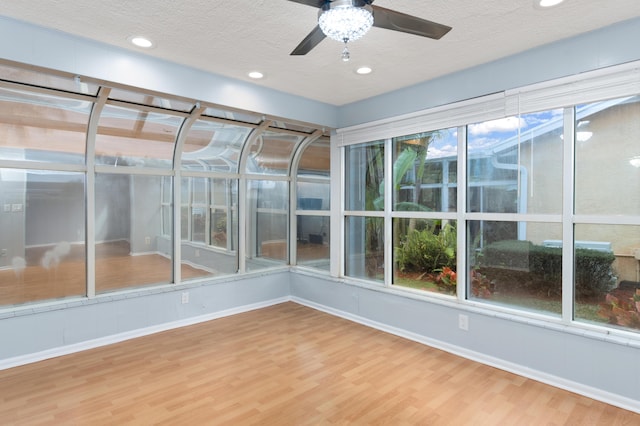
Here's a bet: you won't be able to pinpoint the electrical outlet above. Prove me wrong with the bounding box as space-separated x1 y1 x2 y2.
145 236 151 245
195 249 200 258
3 204 10 212
0 249 7 257
181 292 189 304
458 314 469 331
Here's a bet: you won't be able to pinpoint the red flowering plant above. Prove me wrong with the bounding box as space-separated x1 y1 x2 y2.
598 288 640 329
470 269 493 299
434 266 457 292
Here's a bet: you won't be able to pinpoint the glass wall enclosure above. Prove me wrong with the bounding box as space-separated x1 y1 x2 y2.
0 63 330 308
339 70 640 336
295 138 330 270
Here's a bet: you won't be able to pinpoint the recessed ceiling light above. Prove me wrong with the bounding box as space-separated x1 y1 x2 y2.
128 36 155 48
536 0 565 8
356 66 373 75
248 71 265 79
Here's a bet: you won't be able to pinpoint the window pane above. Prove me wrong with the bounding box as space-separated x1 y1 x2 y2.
468 220 563 315
467 110 563 214
393 128 457 212
0 169 85 306
246 180 288 270
0 87 90 164
574 224 640 332
297 216 330 270
245 131 303 175
393 218 457 296
96 104 182 168
181 178 238 280
575 96 640 216
210 178 238 252
181 119 249 172
345 141 384 211
345 216 384 282
95 173 177 293
297 181 329 210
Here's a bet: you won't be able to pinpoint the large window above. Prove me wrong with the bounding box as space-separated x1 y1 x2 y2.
345 142 385 281
466 110 564 313
574 96 640 331
392 129 458 294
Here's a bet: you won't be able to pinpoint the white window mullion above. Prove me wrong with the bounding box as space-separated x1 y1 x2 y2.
85 87 110 298
384 138 393 286
561 107 576 324
457 126 467 301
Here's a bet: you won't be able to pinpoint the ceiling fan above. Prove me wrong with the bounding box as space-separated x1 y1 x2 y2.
288 0 452 61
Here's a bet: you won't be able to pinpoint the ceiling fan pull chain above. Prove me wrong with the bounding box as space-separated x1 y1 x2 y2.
341 39 350 62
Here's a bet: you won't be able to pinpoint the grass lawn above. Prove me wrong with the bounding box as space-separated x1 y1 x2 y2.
393 277 606 324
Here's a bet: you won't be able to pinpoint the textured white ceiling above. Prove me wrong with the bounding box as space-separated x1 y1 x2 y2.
1 0 639 106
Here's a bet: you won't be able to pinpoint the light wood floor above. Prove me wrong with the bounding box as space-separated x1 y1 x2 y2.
0 302 637 425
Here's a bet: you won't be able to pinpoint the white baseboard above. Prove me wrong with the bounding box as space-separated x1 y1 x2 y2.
0 296 290 371
290 296 640 415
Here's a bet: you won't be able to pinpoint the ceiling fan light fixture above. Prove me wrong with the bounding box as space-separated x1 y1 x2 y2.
318 0 374 43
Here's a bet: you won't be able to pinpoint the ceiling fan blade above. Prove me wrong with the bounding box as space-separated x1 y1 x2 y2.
291 25 326 55
372 5 452 40
285 0 326 8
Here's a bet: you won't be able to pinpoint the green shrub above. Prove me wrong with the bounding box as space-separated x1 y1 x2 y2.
396 225 456 273
478 240 615 299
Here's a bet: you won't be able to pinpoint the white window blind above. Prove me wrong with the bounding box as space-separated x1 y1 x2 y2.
337 61 640 147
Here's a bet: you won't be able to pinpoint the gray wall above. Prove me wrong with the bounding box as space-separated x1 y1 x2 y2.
0 271 290 362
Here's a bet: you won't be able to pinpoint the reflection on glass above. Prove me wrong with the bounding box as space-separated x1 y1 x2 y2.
96 104 183 168
181 119 249 172
393 128 457 212
297 216 330 270
245 131 304 175
297 182 329 210
0 87 90 164
468 220 562 315
246 180 288 270
345 141 384 211
575 96 640 216
95 174 178 293
345 216 384 282
575 224 640 332
210 178 238 252
0 169 86 306
181 178 238 279
393 218 456 295
467 110 563 214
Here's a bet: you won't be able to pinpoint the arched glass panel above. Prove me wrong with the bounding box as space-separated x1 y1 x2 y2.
0 87 91 164
244 130 304 175
95 104 183 168
181 119 250 173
